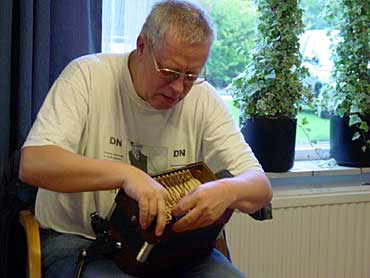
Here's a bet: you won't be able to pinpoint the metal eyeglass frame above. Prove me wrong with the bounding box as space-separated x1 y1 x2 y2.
150 48 207 85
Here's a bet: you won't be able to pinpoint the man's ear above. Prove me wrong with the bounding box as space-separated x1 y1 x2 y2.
136 34 146 55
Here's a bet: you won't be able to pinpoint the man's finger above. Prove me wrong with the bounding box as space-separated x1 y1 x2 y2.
147 197 157 227
187 216 212 230
155 199 167 236
172 207 202 232
172 193 197 217
139 198 149 229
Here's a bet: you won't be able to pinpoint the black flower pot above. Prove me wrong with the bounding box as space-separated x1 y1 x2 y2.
330 115 370 167
241 117 297 172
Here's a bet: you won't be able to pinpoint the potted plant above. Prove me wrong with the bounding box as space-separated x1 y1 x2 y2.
318 0 370 166
230 0 312 172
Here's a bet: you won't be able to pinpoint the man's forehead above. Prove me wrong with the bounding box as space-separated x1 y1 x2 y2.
157 30 212 49
153 32 211 70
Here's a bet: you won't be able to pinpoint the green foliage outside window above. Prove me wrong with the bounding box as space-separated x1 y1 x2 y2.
196 0 341 89
196 0 258 88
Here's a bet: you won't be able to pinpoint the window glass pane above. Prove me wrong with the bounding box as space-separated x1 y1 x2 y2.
197 0 335 153
101 0 339 159
297 0 334 148
194 0 257 128
102 0 157 53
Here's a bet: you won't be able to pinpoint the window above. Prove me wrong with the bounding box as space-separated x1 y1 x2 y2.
102 0 157 53
102 0 338 160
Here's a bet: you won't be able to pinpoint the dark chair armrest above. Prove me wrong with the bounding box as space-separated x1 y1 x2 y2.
214 229 231 261
248 203 273 221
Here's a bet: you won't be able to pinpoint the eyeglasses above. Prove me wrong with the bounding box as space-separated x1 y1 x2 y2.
150 49 207 85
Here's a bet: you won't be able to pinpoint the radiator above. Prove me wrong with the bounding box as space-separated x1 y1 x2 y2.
225 186 370 278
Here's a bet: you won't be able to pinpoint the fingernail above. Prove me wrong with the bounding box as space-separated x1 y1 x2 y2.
156 230 163 236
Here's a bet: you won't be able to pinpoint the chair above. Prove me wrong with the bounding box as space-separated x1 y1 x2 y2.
18 199 270 278
19 210 41 278
18 211 230 278
0 149 39 278
18 205 270 278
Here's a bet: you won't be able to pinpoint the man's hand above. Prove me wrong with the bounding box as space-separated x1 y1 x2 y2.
171 180 233 232
122 167 168 236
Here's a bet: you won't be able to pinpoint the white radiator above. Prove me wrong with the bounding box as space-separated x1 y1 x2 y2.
225 186 370 278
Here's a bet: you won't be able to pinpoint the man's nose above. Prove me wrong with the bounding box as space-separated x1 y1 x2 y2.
169 76 185 94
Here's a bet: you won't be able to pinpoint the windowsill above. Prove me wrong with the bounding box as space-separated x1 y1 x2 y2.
267 160 370 179
266 160 370 194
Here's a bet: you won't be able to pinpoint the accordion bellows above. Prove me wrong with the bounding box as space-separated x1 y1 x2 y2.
108 162 234 276
156 168 207 222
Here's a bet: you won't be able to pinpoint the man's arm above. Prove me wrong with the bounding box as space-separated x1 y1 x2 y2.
222 169 272 213
19 145 168 236
21 145 133 192
171 169 272 232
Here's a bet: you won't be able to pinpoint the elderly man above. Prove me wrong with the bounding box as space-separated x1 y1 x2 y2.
20 0 272 277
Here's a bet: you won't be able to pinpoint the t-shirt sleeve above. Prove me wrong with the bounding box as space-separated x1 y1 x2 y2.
23 61 89 154
200 85 263 175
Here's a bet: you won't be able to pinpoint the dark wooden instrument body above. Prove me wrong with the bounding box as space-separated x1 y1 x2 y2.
108 162 234 276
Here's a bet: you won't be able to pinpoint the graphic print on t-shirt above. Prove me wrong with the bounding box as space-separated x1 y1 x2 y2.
128 141 168 175
103 136 127 162
129 142 148 172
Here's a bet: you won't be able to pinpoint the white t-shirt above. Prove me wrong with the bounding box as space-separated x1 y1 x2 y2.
24 52 262 238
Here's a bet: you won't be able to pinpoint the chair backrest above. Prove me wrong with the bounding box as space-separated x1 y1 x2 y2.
0 149 37 278
1 150 38 208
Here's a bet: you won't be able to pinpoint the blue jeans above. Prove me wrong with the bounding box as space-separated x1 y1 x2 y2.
41 230 246 278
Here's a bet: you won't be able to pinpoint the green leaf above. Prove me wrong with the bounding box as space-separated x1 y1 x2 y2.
359 122 369 133
350 105 360 114
301 117 309 125
352 132 361 140
349 114 362 126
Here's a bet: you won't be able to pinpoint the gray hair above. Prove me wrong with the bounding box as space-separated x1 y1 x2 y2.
141 0 215 48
